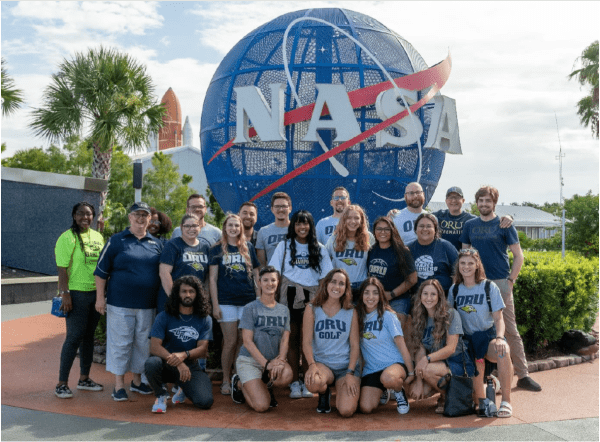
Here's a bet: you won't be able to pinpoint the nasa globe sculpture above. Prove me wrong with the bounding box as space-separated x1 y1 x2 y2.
201 8 461 228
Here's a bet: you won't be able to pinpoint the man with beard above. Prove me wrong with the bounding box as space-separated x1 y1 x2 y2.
172 194 222 247
460 186 541 392
256 192 292 267
145 275 214 413
432 186 513 250
239 202 258 247
316 187 351 245
393 182 427 244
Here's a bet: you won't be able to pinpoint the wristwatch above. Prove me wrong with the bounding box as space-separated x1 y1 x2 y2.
185 350 191 359
59 290 70 295
426 355 431 363
408 371 415 377
507 277 515 283
346 368 355 376
496 336 507 342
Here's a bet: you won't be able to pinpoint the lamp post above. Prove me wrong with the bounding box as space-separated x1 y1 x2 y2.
555 113 566 259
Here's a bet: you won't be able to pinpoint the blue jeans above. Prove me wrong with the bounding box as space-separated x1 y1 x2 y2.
145 356 213 409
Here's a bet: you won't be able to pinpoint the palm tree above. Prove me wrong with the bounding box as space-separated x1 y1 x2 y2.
29 46 166 224
568 41 599 139
1 58 24 117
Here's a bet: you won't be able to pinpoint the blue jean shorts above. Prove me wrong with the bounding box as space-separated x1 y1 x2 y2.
389 295 411 316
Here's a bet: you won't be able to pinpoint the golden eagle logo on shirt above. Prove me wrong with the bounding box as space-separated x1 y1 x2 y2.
460 305 477 313
341 258 357 266
362 331 376 340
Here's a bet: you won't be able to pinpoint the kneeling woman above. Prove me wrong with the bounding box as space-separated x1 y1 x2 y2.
231 266 293 412
303 269 360 417
409 279 474 414
357 277 415 415
448 249 513 418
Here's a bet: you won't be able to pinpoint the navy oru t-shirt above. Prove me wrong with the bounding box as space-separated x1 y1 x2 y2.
209 242 260 306
150 311 213 369
433 210 476 250
94 229 163 309
367 245 416 294
408 238 458 293
459 217 519 280
160 237 210 282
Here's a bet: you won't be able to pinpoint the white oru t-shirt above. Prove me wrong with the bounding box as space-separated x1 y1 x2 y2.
269 240 333 287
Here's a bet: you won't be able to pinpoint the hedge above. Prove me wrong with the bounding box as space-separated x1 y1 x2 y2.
513 251 599 352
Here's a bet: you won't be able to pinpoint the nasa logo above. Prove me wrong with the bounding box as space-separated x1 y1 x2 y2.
201 8 461 229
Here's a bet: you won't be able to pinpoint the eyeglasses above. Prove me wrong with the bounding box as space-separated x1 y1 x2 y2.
182 224 200 229
131 212 150 219
332 196 348 201
405 190 423 196
459 248 479 255
189 205 206 210
149 220 161 226
75 211 93 217
273 205 289 210
375 227 391 233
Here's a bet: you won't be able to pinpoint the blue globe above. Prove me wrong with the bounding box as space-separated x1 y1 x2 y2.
200 8 445 228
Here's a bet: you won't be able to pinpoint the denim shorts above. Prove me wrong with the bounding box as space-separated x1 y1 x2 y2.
218 305 245 323
464 325 497 360
445 351 476 377
389 295 411 316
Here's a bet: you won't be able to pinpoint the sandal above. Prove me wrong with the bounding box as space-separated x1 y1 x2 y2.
435 395 445 414
220 381 231 395
498 401 512 418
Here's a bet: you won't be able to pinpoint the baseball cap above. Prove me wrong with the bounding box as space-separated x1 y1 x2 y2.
129 202 151 214
446 187 464 198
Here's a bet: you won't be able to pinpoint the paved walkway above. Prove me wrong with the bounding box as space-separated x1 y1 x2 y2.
2 301 599 441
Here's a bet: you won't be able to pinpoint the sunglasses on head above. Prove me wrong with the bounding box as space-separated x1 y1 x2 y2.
459 248 479 256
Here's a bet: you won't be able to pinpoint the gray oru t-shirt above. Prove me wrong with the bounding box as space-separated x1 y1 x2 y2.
256 223 288 263
238 299 290 361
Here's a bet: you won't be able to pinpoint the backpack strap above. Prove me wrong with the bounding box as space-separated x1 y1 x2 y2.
484 280 492 312
452 283 459 310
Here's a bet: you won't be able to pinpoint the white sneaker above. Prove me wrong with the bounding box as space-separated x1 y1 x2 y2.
289 381 302 399
380 388 392 405
394 389 410 415
300 381 313 398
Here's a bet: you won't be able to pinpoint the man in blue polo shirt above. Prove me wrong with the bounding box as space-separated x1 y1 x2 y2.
95 202 163 401
460 186 541 392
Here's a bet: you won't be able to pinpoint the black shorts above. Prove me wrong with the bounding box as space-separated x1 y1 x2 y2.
360 362 408 391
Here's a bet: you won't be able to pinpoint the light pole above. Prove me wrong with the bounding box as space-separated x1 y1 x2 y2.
555 113 566 259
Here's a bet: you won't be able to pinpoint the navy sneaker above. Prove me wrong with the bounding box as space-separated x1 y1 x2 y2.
231 374 245 404
112 388 128 402
130 381 153 395
317 387 331 413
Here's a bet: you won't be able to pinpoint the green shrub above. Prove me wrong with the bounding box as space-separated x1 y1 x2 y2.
513 251 599 352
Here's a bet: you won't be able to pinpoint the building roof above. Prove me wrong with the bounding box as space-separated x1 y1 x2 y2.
426 202 563 227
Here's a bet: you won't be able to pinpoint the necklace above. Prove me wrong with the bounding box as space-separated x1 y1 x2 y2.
179 313 193 322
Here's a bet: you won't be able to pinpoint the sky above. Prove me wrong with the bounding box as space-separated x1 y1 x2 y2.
1 1 598 205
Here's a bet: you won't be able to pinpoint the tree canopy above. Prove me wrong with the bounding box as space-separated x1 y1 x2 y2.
1 58 24 117
568 41 599 139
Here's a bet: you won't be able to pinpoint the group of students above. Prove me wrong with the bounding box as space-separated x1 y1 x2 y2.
54 184 536 419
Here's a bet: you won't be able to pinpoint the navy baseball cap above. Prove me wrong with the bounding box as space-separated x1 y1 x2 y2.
129 202 151 214
446 187 464 198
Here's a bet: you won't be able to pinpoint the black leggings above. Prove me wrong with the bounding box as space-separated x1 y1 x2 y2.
58 290 101 382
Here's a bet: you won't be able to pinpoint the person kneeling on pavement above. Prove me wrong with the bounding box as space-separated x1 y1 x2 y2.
145 275 214 413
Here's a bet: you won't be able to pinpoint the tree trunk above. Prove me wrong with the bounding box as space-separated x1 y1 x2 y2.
92 144 113 230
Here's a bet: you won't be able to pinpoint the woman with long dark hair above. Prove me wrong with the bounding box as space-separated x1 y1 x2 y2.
209 214 260 395
303 269 360 417
356 277 415 415
368 216 417 328
326 205 374 301
54 202 104 398
448 248 513 418
148 207 173 243
268 210 333 399
408 279 472 414
231 266 293 411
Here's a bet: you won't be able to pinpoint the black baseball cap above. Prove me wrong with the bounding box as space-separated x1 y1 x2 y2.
446 187 464 198
129 202 151 214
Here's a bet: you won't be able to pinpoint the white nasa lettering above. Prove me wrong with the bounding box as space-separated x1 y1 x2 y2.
375 88 423 147
232 83 460 154
301 84 361 142
234 83 287 143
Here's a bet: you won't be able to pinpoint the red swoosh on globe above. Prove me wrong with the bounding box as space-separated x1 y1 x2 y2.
207 53 451 165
